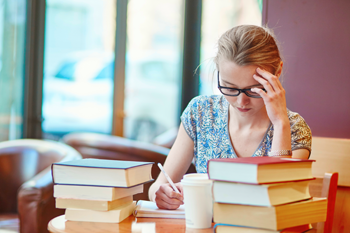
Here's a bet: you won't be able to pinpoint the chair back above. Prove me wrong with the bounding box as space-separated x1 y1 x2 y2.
62 132 196 200
310 137 350 186
0 139 80 213
310 136 350 233
309 172 338 233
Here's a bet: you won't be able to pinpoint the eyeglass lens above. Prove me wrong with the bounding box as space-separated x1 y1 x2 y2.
219 88 261 97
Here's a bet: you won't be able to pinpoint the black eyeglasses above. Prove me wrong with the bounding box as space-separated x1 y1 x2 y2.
217 71 265 98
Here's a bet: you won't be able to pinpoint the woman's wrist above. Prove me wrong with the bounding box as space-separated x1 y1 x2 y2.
148 182 158 202
268 149 292 157
272 116 290 129
270 117 292 153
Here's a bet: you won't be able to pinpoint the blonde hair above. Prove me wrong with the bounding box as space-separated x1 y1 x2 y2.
214 25 282 75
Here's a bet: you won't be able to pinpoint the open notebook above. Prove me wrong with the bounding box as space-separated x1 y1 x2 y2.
133 200 185 219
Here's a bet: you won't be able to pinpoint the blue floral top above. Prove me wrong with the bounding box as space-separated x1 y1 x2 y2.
180 95 312 173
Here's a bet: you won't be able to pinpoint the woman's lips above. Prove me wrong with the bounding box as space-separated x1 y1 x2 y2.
237 107 250 112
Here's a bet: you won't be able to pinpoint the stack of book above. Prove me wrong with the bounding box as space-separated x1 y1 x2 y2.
207 157 327 233
51 158 154 223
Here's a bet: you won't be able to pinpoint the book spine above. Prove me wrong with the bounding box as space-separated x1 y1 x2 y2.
51 164 55 184
207 160 212 180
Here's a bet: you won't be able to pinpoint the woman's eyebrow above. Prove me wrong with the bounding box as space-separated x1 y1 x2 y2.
245 84 264 88
221 79 236 86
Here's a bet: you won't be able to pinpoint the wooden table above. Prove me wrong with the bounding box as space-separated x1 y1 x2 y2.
48 215 318 233
48 215 214 233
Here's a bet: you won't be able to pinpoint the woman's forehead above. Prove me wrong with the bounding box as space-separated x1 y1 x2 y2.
218 60 273 74
219 61 263 87
219 62 258 78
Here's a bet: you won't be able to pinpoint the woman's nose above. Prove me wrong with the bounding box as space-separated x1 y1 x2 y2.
237 92 250 106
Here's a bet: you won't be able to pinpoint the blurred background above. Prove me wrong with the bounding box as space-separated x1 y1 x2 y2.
0 0 261 143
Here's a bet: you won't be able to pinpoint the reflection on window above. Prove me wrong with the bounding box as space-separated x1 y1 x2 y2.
0 0 26 141
42 0 116 139
124 0 183 142
199 0 262 96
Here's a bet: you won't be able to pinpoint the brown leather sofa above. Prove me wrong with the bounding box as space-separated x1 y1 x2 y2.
0 139 82 233
62 132 196 201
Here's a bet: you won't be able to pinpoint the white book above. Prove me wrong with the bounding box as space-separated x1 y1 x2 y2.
208 157 314 184
54 184 143 201
133 200 185 219
213 179 312 206
65 201 136 223
56 196 133 211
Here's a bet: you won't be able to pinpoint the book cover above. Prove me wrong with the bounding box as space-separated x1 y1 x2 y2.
53 159 154 169
213 198 327 231
133 200 185 219
65 201 136 223
213 179 313 206
54 183 143 201
52 159 153 187
56 196 133 211
208 157 314 184
213 223 312 233
209 157 314 165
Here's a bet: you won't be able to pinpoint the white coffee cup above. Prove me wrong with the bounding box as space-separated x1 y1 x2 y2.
181 173 213 229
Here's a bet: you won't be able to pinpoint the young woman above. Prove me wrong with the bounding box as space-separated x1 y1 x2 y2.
148 25 312 210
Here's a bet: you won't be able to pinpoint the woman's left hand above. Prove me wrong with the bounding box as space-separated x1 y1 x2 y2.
251 67 289 127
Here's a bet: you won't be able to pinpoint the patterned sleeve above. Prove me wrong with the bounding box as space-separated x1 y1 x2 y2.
180 96 201 142
288 111 312 154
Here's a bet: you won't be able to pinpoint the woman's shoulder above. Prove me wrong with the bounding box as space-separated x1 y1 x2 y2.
286 109 312 153
287 109 309 126
188 95 228 108
181 95 228 123
286 109 312 137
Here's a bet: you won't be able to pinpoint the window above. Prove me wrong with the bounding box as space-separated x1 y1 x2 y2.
124 0 183 142
42 0 116 139
0 0 26 141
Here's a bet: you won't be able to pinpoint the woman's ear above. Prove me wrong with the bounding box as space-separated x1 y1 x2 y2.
275 61 283 78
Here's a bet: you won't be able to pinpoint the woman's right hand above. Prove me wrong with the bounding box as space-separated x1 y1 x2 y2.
154 183 184 210
149 123 194 209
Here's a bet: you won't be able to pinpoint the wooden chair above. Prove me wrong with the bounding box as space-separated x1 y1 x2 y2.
61 132 196 201
309 172 338 233
309 136 350 233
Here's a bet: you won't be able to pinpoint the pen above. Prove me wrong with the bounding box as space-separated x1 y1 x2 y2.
157 163 181 194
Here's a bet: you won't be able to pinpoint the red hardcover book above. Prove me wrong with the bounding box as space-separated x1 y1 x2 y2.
207 157 314 184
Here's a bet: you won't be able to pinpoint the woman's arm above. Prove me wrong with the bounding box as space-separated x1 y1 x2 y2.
148 123 194 209
252 65 294 156
291 149 310 159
